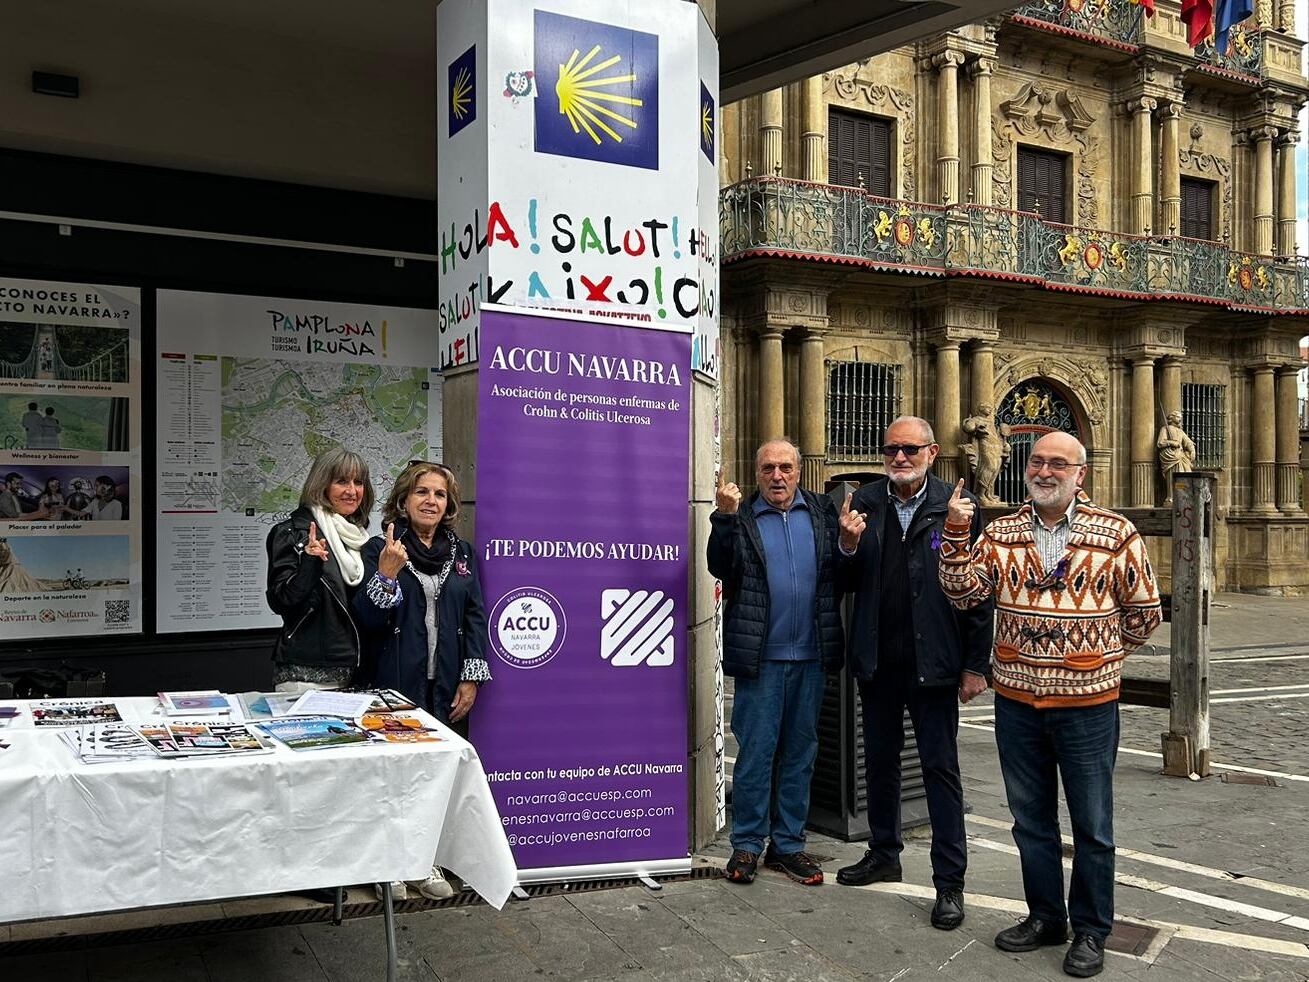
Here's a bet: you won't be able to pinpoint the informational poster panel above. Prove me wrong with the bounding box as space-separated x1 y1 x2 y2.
435 0 719 377
154 290 442 633
0 277 142 638
472 305 691 880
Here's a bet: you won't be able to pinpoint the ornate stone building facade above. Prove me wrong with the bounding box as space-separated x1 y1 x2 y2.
718 0 1309 592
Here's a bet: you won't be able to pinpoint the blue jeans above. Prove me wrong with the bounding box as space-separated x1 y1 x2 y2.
729 659 825 855
995 695 1119 942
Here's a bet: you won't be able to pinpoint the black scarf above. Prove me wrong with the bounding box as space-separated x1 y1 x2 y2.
399 522 457 576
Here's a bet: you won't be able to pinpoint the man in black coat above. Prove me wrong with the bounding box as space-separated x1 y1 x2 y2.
834 416 993 930
707 439 845 887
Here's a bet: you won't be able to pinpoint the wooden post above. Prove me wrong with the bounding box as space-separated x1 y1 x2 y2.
1160 473 1214 778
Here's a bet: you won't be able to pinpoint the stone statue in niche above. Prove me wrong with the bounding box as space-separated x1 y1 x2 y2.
961 403 1011 506
1157 411 1197 503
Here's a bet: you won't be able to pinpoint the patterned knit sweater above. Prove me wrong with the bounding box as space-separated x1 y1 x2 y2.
938 491 1162 709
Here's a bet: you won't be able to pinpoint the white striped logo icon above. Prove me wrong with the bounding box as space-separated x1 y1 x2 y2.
600 589 675 666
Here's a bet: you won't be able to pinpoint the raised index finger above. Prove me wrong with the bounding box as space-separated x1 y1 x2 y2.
385 522 395 544
842 492 852 516
307 521 319 542
950 478 965 500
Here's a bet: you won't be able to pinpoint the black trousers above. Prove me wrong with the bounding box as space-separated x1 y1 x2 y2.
858 669 967 890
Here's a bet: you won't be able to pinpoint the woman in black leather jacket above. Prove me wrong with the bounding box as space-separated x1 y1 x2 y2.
265 448 377 691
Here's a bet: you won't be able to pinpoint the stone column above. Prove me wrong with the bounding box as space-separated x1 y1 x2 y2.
1131 355 1157 507
1160 103 1182 236
760 88 783 177
1160 356 1182 419
758 329 785 442
1129 97 1157 235
1277 133 1297 256
1276 366 1301 513
801 76 825 183
1251 364 1277 513
799 332 827 490
935 341 962 483
971 341 995 411
935 52 963 206
970 60 994 206
1253 127 1276 256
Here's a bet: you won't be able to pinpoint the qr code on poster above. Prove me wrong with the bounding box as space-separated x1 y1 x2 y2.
104 600 131 626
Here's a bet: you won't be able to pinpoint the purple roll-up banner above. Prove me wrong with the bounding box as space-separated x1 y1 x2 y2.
471 304 691 881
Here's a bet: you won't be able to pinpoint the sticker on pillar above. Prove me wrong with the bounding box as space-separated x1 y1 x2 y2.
533 10 659 170
699 82 715 162
448 44 477 137
600 589 675 666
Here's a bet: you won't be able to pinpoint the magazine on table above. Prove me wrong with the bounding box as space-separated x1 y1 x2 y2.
255 715 372 751
30 699 122 727
62 723 159 764
166 720 273 755
0 706 20 728
157 691 244 719
238 692 300 719
353 688 419 713
361 711 444 744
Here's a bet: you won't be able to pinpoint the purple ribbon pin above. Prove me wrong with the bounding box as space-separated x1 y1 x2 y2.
930 529 942 552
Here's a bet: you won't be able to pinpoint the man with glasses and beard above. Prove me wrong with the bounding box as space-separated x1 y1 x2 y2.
938 431 1161 978
833 416 993 934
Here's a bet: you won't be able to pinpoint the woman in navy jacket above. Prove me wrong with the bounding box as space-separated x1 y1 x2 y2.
353 461 490 726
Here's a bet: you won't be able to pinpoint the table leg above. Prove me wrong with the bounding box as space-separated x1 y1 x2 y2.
332 886 344 927
381 881 398 982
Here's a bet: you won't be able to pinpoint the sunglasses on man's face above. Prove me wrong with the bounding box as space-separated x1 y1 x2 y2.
880 444 929 458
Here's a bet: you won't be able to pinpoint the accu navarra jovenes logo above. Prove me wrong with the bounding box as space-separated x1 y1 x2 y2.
489 587 567 669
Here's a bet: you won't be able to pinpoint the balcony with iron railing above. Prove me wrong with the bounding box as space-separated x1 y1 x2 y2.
1011 1 1263 79
720 177 1309 313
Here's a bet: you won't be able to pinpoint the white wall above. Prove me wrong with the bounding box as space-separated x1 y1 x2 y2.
0 1 436 197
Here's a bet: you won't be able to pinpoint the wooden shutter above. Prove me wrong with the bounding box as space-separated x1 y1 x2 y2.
1180 178 1214 240
828 108 892 197
1017 148 1067 224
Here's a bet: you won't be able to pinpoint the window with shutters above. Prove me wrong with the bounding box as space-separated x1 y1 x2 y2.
1182 383 1225 469
1016 147 1068 224
826 361 902 459
1179 178 1215 240
828 108 892 197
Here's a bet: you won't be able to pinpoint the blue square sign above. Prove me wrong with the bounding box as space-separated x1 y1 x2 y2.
448 44 476 137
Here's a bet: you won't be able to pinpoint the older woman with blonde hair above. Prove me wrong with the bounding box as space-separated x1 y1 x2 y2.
354 460 489 901
265 448 377 691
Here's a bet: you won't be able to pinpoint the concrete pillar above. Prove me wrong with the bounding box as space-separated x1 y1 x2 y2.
1253 127 1276 256
971 341 995 411
1131 355 1157 507
1276 366 1301 513
1160 356 1182 419
970 60 994 206
935 52 962 205
1160 104 1182 236
1251 365 1277 513
799 332 826 490
1130 97 1157 235
1277 134 1297 256
758 329 785 442
801 76 825 183
935 341 962 483
761 88 783 177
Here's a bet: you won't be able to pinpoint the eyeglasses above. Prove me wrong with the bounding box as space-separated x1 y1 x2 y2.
880 444 929 458
1026 456 1082 474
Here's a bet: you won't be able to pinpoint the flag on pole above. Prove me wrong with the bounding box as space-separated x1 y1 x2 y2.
1214 0 1255 55
1128 0 1156 16
1180 0 1214 48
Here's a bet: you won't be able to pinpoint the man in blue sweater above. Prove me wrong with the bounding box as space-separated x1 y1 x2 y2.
707 439 845 886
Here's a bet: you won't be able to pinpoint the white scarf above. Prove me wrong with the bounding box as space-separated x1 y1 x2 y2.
311 506 369 586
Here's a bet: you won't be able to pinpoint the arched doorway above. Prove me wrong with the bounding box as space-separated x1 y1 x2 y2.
995 378 1083 505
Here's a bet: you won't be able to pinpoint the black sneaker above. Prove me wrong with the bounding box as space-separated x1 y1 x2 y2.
931 887 965 930
763 845 823 885
835 850 903 886
1063 934 1104 978
995 916 1070 952
724 849 758 884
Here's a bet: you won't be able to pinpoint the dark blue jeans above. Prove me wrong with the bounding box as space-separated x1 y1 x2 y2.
859 674 966 890
729 659 825 855
994 694 1119 942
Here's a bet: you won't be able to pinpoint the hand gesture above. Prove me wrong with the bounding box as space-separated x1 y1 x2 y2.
838 492 866 553
716 473 742 515
378 522 409 579
946 478 975 527
304 521 330 561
